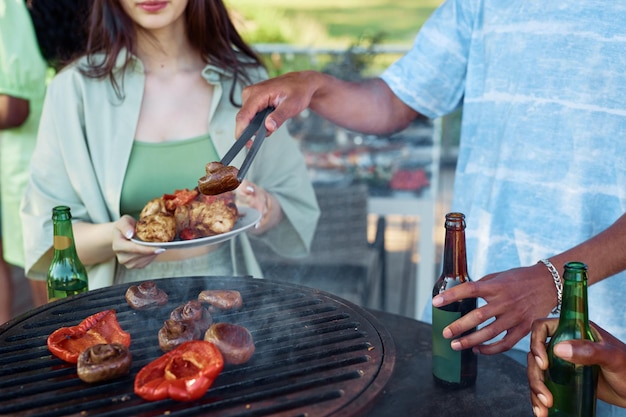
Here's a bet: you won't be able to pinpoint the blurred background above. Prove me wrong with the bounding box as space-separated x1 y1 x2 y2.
225 0 460 319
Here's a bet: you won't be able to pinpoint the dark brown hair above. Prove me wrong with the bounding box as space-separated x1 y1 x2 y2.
81 0 263 104
27 0 92 71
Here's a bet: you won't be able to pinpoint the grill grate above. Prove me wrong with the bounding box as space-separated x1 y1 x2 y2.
0 276 395 417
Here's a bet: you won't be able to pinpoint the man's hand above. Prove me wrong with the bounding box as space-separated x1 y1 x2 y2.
236 71 325 138
528 318 626 416
236 71 417 140
432 263 557 354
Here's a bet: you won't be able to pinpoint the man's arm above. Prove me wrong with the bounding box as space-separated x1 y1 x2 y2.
236 71 419 138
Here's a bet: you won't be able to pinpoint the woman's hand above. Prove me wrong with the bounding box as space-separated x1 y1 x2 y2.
432 263 557 354
235 179 283 235
112 215 164 269
528 318 626 416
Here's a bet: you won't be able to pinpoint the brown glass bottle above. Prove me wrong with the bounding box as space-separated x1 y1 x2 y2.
545 261 598 416
47 206 89 302
432 212 477 388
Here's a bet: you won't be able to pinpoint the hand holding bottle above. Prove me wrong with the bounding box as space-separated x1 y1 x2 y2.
528 318 626 416
431 212 477 388
431 263 559 355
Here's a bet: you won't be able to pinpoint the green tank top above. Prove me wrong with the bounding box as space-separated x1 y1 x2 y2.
120 134 219 219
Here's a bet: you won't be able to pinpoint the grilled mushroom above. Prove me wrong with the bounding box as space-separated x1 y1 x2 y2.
204 322 255 365
76 343 132 383
197 290 243 312
170 300 213 333
197 162 240 196
125 281 169 310
158 318 201 352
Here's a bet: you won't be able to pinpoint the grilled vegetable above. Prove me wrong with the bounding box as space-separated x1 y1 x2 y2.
158 318 201 352
197 162 240 196
134 340 224 401
47 310 131 364
197 289 242 312
125 280 169 310
204 322 255 365
77 343 132 383
170 300 212 333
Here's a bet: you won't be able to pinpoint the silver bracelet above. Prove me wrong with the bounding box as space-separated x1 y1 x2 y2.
539 259 562 315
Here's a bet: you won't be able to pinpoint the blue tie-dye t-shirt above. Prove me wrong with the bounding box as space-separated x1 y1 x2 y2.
382 0 626 356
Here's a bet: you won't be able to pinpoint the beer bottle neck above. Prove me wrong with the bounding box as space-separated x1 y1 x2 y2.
52 219 78 255
557 263 593 343
559 275 589 323
442 227 469 281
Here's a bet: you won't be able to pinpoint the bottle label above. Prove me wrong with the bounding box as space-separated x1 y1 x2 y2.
432 307 462 383
53 236 72 250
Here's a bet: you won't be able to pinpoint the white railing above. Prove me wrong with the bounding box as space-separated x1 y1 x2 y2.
253 43 411 55
252 43 410 77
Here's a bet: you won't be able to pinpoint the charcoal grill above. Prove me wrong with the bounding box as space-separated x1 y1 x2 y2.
0 276 395 417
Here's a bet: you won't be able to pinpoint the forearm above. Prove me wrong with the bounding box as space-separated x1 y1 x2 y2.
547 213 626 285
307 72 418 135
0 94 30 129
72 221 116 266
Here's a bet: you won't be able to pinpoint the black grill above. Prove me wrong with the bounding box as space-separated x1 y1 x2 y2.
0 276 395 417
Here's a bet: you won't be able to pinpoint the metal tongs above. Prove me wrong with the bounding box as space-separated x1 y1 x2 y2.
197 107 274 195
221 106 274 182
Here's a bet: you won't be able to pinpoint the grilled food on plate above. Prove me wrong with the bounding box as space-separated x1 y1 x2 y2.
134 188 238 242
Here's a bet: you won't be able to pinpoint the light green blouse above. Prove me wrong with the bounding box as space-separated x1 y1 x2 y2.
120 134 218 219
21 54 320 289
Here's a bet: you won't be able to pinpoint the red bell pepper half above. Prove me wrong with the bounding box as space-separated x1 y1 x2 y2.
134 340 224 402
47 310 131 364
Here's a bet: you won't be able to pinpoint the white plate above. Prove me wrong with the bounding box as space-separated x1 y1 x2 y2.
131 207 261 249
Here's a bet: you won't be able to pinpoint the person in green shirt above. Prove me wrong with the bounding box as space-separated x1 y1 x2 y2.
0 0 91 316
0 0 48 319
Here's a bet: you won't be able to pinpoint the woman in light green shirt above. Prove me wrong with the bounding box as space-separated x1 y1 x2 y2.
20 0 320 301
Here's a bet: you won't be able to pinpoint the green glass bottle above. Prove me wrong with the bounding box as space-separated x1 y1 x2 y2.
432 212 477 388
47 206 89 302
545 261 598 417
